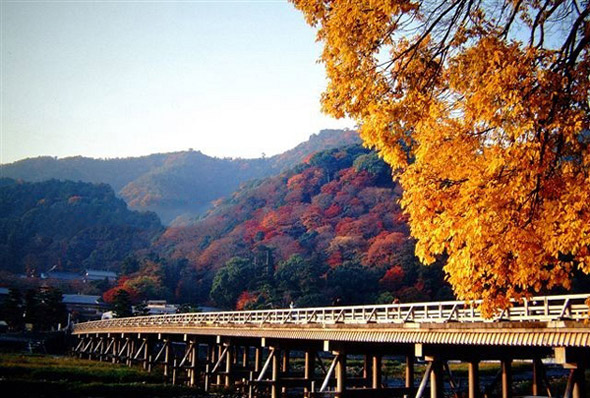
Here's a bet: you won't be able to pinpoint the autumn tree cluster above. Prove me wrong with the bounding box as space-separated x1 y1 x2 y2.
291 0 590 314
156 146 452 309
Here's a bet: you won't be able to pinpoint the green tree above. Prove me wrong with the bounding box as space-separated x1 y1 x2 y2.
20 287 66 331
23 289 40 329
275 254 328 307
210 257 258 309
38 287 67 330
326 263 380 305
120 256 140 275
112 290 133 318
352 153 392 186
1 288 24 331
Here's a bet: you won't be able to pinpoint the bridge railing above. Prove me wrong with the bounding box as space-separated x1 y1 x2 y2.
73 293 589 333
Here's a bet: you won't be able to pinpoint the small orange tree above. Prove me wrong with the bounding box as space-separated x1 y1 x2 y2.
291 0 590 314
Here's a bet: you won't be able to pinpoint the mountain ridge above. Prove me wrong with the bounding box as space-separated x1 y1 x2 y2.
1 129 360 223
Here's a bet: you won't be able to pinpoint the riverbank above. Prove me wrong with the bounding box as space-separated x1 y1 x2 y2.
0 353 235 398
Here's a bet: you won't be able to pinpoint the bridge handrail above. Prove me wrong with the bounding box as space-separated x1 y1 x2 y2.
73 293 590 333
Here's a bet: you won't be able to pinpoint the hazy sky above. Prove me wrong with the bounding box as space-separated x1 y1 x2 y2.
1 0 352 164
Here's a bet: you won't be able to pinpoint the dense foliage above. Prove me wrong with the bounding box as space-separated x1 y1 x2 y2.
291 0 590 314
156 145 452 309
0 179 162 275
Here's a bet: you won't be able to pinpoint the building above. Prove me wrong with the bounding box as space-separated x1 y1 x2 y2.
62 294 108 321
83 269 117 284
145 300 178 315
40 271 81 281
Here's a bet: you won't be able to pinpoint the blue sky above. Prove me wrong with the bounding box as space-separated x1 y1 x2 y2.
1 0 352 164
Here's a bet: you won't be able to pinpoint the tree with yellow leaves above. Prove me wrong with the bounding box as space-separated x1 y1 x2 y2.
290 0 590 315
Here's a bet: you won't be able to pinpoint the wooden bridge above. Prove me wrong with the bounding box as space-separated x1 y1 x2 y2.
72 293 590 398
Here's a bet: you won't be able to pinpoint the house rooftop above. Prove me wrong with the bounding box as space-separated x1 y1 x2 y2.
62 294 102 305
41 271 81 281
85 269 117 277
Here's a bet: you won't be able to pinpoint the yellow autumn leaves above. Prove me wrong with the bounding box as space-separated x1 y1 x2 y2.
291 0 590 315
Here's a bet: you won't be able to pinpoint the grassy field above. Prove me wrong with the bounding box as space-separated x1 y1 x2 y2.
0 353 224 397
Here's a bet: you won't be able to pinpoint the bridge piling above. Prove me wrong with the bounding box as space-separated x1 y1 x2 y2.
271 346 280 398
281 349 289 394
468 359 480 398
405 353 414 396
334 351 346 398
501 358 512 398
428 357 444 398
372 353 382 389
254 346 261 373
225 341 233 387
572 363 586 398
304 349 314 395
163 339 170 377
172 358 177 385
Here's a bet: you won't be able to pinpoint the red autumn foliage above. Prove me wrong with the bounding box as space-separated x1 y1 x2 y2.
236 291 257 310
379 265 405 291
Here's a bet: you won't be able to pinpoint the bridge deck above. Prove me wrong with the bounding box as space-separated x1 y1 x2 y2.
73 293 590 347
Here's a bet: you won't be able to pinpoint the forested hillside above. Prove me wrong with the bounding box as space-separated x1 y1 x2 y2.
2 130 360 224
0 179 162 276
148 145 453 308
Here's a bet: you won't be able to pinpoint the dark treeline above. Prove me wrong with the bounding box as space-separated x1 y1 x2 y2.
1 287 67 332
0 179 162 275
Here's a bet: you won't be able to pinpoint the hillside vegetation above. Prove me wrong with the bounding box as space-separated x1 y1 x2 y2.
148 145 452 308
2 130 360 224
0 179 162 276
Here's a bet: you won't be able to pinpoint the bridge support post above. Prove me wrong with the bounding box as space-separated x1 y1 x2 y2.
406 353 415 394
304 349 314 395
281 350 289 394
254 347 261 372
501 358 512 398
85 336 92 359
216 345 223 386
225 342 233 387
101 337 109 362
111 337 118 363
372 354 382 389
468 360 480 398
74 336 82 358
189 339 197 387
572 365 586 398
142 338 149 370
271 347 280 398
204 344 214 392
242 346 249 368
363 354 370 384
163 339 170 377
122 336 129 364
282 349 289 373
532 357 542 396
96 337 103 361
335 351 347 398
127 337 134 367
428 357 443 398
172 358 177 385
